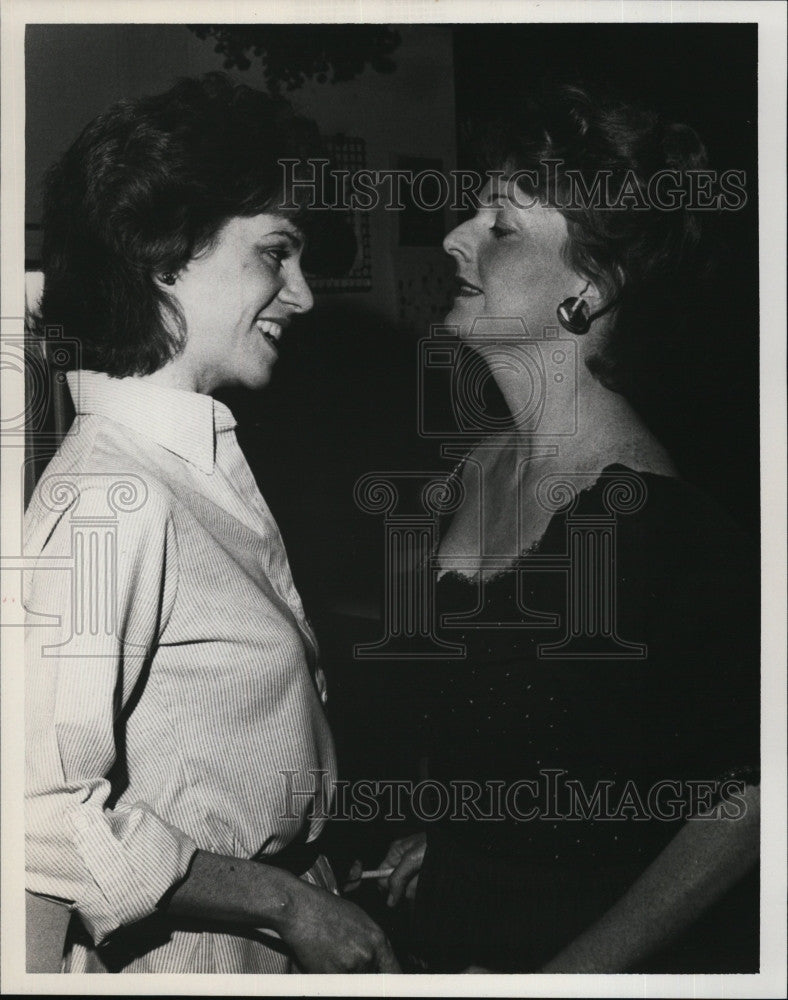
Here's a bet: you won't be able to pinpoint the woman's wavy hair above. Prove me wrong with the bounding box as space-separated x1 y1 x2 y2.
480 82 715 401
40 73 322 377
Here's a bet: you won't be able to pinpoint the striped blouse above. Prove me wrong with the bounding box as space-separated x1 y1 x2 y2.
24 370 338 973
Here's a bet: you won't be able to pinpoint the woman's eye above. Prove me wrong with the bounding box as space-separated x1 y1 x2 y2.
262 246 289 266
491 223 515 238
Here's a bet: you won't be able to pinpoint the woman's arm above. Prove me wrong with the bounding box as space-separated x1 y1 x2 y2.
25 484 196 946
25 483 398 972
380 789 759 974
538 784 760 973
164 851 399 972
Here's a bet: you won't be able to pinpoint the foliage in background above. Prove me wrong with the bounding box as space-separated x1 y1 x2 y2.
189 25 401 93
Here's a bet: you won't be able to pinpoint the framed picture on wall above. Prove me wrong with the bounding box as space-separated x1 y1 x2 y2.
306 134 372 292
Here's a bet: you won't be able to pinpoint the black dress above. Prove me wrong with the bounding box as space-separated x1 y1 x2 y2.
410 465 759 972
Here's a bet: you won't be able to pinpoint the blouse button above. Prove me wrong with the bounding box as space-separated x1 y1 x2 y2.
71 811 91 832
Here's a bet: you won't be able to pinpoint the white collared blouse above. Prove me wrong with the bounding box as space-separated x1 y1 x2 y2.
24 370 337 972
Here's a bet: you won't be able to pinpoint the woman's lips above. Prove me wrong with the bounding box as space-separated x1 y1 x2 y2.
455 277 483 297
255 318 284 351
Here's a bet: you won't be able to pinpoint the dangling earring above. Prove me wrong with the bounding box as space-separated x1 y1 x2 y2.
556 296 591 334
160 272 177 286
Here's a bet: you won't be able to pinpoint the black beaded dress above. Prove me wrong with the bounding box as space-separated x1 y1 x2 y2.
409 464 759 972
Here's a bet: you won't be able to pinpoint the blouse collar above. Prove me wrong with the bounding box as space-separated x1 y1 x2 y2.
66 369 236 475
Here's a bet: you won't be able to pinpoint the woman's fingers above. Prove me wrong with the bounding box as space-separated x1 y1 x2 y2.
372 832 428 905
374 839 407 894
342 858 363 894
378 832 426 872
386 842 427 906
279 879 402 973
378 836 409 871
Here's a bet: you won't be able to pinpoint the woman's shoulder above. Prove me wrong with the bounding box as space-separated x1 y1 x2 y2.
25 417 178 548
571 464 759 628
576 463 752 547
533 462 757 615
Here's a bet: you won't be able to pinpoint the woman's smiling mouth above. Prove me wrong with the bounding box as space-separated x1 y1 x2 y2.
255 317 285 350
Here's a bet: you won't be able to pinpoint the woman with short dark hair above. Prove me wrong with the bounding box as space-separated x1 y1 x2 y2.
40 73 319 377
373 84 759 973
25 73 399 974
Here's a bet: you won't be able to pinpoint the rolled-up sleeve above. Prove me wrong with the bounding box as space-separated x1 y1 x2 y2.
24 481 198 945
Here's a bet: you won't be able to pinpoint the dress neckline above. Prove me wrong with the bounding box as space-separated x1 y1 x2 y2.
435 462 684 587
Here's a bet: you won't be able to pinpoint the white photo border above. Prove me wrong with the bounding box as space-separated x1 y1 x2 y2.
2 1 785 996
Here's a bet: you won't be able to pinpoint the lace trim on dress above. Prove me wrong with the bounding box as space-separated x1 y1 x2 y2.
435 460 663 586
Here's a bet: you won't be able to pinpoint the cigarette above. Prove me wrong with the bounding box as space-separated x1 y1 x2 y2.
359 867 395 880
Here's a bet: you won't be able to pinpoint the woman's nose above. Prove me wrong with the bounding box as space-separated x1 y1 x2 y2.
281 263 314 314
442 220 472 261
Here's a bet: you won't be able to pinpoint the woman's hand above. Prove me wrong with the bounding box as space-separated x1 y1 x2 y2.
378 832 427 907
166 850 399 973
275 876 400 973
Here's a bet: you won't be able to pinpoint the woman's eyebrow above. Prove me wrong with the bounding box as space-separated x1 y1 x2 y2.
267 228 305 248
466 191 486 211
474 188 506 211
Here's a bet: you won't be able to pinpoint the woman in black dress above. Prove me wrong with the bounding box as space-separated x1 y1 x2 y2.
374 84 760 973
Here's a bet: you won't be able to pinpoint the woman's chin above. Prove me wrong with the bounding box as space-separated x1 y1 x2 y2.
221 364 274 393
442 303 477 339
244 368 274 391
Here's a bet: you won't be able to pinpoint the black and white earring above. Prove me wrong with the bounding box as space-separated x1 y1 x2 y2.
556 295 591 335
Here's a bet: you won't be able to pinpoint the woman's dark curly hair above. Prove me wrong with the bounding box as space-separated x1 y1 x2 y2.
40 73 321 377
480 83 714 400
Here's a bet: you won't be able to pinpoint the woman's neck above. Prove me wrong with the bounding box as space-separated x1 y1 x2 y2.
494 362 675 477
134 357 209 395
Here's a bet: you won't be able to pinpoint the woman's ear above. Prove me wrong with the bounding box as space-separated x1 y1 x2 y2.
579 267 623 313
575 277 604 310
558 271 621 336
